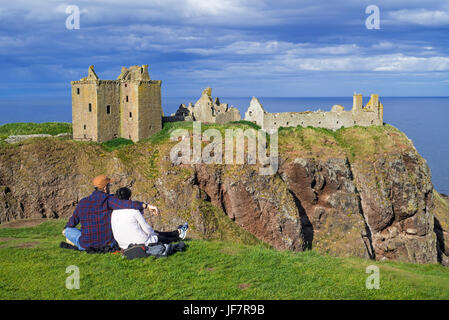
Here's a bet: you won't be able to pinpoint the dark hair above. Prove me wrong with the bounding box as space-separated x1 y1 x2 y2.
115 187 132 200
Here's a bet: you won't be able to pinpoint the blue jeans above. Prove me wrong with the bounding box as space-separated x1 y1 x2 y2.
64 227 86 251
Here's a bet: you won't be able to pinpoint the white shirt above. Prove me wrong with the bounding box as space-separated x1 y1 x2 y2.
111 209 158 249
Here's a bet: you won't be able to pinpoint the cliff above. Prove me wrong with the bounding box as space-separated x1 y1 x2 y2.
1 122 448 265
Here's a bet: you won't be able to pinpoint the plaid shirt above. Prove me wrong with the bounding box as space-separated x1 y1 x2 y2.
66 190 144 249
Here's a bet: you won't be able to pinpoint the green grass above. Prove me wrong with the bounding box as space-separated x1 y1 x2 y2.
1 220 449 300
101 138 134 151
0 122 72 140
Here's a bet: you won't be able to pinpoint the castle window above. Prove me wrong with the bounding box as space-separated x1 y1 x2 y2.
286 122 289 125
126 96 129 102
125 84 127 87
88 103 92 112
77 88 80 95
129 112 132 118
318 121 321 124
141 68 143 74
106 105 111 114
83 124 86 130
249 111 253 116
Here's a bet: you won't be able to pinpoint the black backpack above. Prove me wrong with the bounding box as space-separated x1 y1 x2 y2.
123 242 186 260
123 244 148 260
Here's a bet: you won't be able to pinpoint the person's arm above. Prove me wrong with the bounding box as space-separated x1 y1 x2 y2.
133 210 156 237
65 204 80 228
106 195 146 214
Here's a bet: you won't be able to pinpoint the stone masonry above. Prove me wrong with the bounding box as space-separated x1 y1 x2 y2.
71 65 163 142
244 94 383 133
164 88 241 124
72 65 384 142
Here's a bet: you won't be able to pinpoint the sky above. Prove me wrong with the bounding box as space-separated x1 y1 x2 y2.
1 0 449 99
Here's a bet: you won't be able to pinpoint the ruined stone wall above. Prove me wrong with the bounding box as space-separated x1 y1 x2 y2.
245 95 383 133
216 107 241 124
163 115 193 123
263 109 381 133
71 80 98 141
97 81 121 142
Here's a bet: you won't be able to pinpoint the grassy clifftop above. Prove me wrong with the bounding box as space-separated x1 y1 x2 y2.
1 219 449 299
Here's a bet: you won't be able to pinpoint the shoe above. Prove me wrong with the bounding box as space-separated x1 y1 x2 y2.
178 222 188 231
178 222 188 240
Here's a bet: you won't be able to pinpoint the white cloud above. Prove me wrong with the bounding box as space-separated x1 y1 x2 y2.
388 9 449 26
183 41 359 56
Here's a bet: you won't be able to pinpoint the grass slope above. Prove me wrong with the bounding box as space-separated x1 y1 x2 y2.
0 122 72 140
1 220 449 300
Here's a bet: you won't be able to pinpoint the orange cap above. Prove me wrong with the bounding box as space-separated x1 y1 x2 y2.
92 175 115 189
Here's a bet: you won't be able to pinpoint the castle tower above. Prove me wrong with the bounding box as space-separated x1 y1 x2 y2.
71 65 162 142
71 66 120 142
118 65 162 141
352 93 363 111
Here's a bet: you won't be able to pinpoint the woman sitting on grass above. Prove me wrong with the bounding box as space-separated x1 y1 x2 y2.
111 187 188 250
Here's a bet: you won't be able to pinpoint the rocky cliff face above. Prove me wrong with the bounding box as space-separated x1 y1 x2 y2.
0 124 448 265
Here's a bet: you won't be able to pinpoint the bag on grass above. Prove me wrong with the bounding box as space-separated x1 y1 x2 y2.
146 243 173 258
123 241 187 260
123 244 148 260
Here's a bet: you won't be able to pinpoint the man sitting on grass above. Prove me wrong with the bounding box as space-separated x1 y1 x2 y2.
111 187 188 250
62 175 157 251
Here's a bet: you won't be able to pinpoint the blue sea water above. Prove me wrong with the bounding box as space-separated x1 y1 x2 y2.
0 96 448 195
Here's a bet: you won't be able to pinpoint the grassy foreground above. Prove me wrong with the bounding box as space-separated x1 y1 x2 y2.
1 220 449 300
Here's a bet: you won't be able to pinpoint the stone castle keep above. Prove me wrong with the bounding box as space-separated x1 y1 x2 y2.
71 65 163 142
72 65 383 142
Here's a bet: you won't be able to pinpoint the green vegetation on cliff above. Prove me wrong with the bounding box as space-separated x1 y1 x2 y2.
1 220 449 300
0 122 72 140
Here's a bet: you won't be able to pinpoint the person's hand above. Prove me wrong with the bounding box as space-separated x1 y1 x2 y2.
146 204 159 216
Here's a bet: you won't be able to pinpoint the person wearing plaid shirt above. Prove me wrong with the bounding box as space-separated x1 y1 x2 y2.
63 175 158 250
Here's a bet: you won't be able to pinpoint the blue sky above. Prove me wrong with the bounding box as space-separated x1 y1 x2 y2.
1 0 449 99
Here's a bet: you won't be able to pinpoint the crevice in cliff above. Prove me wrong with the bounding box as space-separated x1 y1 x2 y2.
346 159 376 260
192 165 231 220
434 217 446 264
288 190 313 250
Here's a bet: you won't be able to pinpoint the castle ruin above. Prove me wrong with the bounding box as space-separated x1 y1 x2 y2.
244 94 383 133
71 65 163 142
163 88 241 124
72 65 383 142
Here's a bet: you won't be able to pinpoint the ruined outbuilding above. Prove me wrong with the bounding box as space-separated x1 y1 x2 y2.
244 94 383 133
164 88 241 124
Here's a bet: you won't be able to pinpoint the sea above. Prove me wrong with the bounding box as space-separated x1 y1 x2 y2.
0 96 448 195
